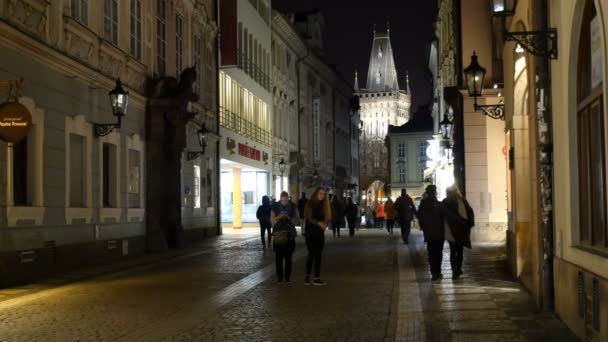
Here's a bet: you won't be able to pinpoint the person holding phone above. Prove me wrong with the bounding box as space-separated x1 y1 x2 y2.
303 187 331 286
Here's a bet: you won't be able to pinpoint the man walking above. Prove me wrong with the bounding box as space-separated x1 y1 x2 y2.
394 188 417 244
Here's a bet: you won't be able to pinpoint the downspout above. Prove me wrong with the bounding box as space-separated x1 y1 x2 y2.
535 0 555 311
215 0 222 235
296 47 310 195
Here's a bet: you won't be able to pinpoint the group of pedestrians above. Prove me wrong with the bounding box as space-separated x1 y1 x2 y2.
256 188 332 286
257 184 475 285
417 185 475 280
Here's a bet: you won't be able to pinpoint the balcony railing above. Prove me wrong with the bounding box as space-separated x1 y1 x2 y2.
237 53 272 91
220 107 272 146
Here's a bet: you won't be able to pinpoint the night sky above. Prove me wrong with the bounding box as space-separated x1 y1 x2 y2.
273 0 438 112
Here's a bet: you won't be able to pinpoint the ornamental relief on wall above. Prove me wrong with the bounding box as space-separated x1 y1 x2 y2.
6 0 49 40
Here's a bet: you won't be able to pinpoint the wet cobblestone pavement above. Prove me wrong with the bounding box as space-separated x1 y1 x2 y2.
0 229 579 341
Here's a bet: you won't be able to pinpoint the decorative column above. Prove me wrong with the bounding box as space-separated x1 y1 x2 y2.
232 167 242 229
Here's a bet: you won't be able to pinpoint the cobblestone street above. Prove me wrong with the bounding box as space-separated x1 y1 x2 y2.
0 229 578 342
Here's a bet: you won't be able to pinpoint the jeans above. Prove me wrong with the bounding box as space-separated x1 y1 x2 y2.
427 239 445 276
275 240 295 282
305 233 325 278
260 224 271 247
399 220 412 243
376 217 385 229
386 219 395 234
448 241 464 273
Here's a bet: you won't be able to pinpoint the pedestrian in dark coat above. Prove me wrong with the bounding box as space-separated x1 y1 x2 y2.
416 185 448 281
345 197 359 237
442 185 475 279
256 196 273 248
395 189 417 244
330 195 345 237
271 191 298 284
304 187 331 286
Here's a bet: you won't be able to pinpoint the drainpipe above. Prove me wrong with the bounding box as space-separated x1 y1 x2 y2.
295 48 310 195
535 0 555 311
215 0 222 236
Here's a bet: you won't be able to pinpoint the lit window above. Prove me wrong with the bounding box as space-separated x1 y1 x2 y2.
194 165 201 208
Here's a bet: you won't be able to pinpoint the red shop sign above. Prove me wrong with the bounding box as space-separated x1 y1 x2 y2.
238 143 261 161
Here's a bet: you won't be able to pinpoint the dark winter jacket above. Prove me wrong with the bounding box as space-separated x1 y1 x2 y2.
330 198 345 224
395 195 417 222
442 198 475 248
345 202 359 222
272 201 298 240
416 196 447 241
256 196 272 228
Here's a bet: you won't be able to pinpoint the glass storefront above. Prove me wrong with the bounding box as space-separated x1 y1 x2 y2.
221 169 269 223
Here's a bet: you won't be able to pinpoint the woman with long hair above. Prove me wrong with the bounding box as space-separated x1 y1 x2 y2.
442 185 475 280
303 187 331 286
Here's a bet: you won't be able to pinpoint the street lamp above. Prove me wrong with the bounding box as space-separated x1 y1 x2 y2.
186 123 209 161
489 0 557 59
439 111 453 142
94 79 128 137
464 52 505 120
491 0 516 16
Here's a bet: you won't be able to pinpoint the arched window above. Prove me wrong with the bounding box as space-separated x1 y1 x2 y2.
577 0 606 247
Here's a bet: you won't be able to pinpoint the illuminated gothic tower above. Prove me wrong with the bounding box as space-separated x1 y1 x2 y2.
356 28 411 194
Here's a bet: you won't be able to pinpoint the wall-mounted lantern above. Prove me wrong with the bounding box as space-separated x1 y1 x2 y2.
186 123 209 161
94 79 128 137
490 0 558 59
463 52 505 120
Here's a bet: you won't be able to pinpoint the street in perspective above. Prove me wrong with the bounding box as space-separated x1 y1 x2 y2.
0 0 605 341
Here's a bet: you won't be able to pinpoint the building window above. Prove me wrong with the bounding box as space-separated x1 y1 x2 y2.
374 155 380 168
398 167 405 183
70 134 86 208
398 143 405 157
194 165 201 208
71 0 88 25
207 158 213 208
156 0 167 75
175 14 184 75
102 143 118 208
103 0 118 45
193 35 202 95
130 0 142 60
419 142 427 159
12 139 28 206
577 0 606 248
128 149 141 208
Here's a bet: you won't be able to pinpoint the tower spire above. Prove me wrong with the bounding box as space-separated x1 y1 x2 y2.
354 70 360 93
405 71 411 95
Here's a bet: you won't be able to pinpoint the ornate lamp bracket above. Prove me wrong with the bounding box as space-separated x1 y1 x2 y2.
504 29 558 59
473 98 505 120
94 120 121 137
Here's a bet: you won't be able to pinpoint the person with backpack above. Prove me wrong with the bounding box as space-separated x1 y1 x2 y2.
271 191 298 284
395 188 417 244
256 196 273 248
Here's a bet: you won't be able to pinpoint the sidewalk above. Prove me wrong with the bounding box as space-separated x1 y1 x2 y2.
398 230 579 342
0 230 258 304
